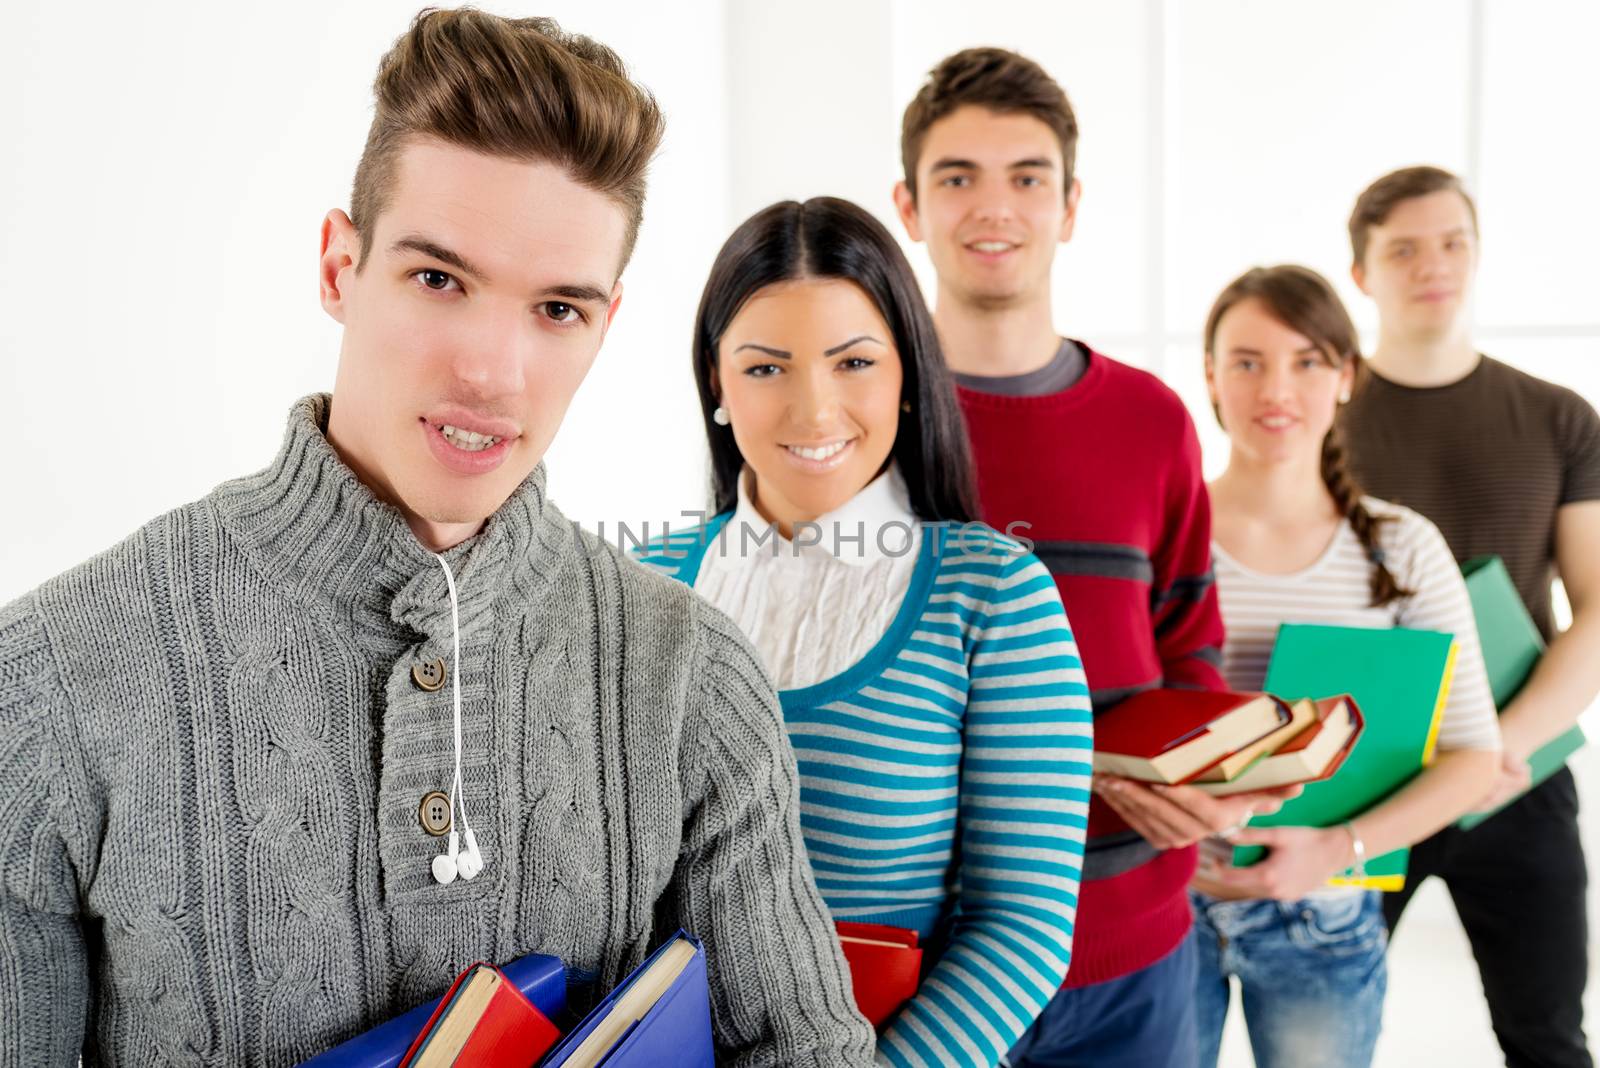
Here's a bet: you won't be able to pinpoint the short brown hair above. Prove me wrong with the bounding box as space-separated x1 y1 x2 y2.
350 8 664 272
900 47 1078 202
1348 165 1478 267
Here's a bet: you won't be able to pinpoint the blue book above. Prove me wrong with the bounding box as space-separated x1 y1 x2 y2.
299 951 566 1068
540 932 712 1068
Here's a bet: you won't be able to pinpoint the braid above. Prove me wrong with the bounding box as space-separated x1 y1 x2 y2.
1321 425 1412 607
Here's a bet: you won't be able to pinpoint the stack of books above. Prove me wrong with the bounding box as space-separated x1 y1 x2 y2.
1092 688 1363 795
300 951 566 1068
1093 628 1458 890
1193 695 1364 795
299 932 711 1068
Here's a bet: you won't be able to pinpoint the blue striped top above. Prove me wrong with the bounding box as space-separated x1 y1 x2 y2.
633 517 1093 1067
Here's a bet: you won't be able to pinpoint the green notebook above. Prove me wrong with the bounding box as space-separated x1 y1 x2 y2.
1232 624 1458 891
1457 556 1585 830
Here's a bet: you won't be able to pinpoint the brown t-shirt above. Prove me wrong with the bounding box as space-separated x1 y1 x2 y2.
1339 355 1600 640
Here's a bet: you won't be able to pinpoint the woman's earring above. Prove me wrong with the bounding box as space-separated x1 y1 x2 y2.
712 406 731 426
1338 390 1352 404
900 400 912 414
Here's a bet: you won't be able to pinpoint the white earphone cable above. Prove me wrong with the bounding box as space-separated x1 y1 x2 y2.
433 552 474 843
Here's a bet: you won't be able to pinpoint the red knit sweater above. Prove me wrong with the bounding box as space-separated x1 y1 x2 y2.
958 346 1227 987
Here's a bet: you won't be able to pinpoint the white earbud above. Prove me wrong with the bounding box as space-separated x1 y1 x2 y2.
458 828 484 881
432 829 460 885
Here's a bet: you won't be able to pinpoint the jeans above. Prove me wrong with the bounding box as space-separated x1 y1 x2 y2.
1004 937 1199 1068
1190 889 1386 1068
1385 767 1592 1068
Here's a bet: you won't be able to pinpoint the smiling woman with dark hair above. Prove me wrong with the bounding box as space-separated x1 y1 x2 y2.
690 197 980 525
634 196 1094 1068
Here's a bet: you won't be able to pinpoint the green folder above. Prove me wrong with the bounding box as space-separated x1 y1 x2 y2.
1232 624 1457 891
1457 556 1585 830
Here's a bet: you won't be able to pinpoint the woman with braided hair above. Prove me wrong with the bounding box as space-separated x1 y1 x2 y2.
1184 265 1501 1068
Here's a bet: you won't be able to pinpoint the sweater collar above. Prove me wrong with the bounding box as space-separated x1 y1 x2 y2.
214 394 567 641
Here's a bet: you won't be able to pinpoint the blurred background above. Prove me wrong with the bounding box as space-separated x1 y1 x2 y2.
3 2 1597 1063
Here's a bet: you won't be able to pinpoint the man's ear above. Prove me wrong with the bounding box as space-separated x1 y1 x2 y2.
1059 179 1083 243
892 180 923 243
599 281 625 343
320 210 360 324
1350 260 1369 296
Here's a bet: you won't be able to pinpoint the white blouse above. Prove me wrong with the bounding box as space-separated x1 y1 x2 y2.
694 466 922 691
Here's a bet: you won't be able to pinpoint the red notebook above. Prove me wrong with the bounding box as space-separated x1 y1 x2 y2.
835 921 921 1028
398 962 561 1068
1092 689 1292 785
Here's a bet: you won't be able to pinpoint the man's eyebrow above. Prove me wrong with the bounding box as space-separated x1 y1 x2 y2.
824 335 885 356
1387 228 1469 243
541 283 612 306
928 158 977 173
733 343 791 358
390 235 487 282
1007 157 1056 170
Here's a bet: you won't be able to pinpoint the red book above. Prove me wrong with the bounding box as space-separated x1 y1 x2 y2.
1092 689 1292 785
1198 695 1365 795
835 922 921 1028
399 962 561 1068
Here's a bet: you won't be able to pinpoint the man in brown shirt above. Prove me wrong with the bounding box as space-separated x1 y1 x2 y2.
1340 165 1600 1068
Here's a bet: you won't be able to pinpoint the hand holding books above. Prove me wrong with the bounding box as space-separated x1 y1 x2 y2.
1473 749 1534 816
1197 823 1367 900
1090 688 1324 850
1227 624 1460 891
1091 775 1302 851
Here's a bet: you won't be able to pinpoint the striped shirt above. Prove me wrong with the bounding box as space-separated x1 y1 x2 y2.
633 519 1093 1068
1214 497 1500 753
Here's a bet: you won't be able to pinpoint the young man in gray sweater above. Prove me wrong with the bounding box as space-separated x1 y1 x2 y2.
0 11 874 1066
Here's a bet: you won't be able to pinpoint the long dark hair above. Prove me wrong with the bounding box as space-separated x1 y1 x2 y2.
1204 264 1413 607
692 197 979 524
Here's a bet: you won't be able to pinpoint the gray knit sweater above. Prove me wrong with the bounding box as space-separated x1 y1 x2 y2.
0 395 875 1067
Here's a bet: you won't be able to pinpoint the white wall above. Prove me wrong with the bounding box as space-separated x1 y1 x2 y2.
5 1 1596 601
0 0 729 599
726 0 1600 482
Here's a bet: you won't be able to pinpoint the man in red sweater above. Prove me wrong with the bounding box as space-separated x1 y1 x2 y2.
893 48 1297 1066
